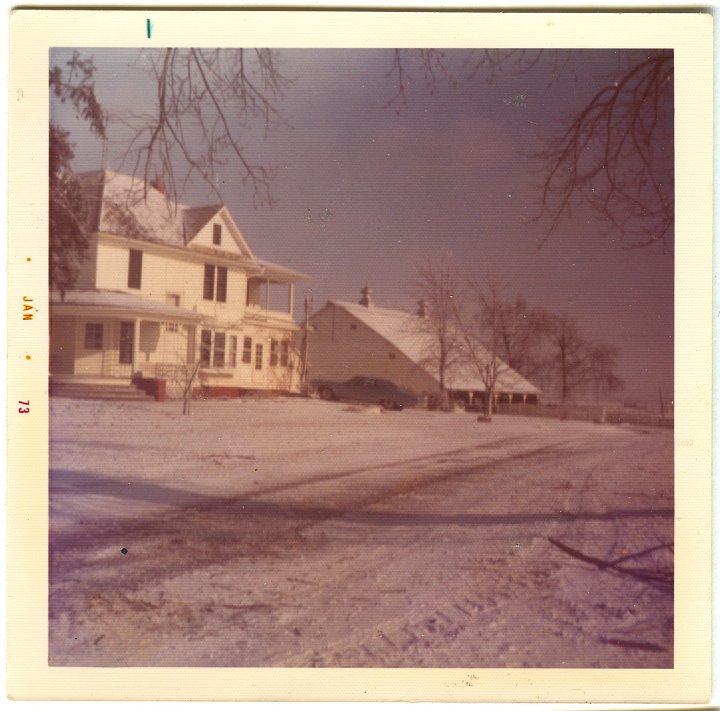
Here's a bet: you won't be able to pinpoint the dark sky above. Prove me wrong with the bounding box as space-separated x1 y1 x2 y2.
50 48 674 406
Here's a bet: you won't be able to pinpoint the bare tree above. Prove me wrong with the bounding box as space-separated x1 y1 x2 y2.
386 49 673 248
586 342 624 401
545 314 624 403
412 256 465 409
546 314 588 403
179 360 203 416
495 295 552 384
453 274 509 420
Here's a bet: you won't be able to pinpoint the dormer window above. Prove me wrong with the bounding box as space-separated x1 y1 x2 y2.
213 223 222 246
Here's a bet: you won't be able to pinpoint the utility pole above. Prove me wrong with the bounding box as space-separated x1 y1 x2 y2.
301 295 313 396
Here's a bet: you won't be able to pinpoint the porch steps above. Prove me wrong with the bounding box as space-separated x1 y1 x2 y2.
49 380 154 401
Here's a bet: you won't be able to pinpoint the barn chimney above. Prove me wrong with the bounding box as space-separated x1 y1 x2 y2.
417 298 428 319
359 285 374 308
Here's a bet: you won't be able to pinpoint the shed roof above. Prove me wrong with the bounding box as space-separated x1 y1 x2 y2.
326 300 541 395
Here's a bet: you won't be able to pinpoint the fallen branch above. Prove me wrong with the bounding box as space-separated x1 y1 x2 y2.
548 537 673 587
600 636 667 653
608 542 673 567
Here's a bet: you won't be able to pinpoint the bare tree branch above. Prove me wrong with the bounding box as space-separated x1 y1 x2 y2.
534 51 674 248
386 48 673 249
118 48 290 208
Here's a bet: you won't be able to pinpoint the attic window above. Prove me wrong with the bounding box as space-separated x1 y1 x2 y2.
213 223 222 245
389 352 396 360
349 323 357 330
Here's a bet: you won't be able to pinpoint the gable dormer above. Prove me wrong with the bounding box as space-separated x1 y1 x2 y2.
183 205 256 260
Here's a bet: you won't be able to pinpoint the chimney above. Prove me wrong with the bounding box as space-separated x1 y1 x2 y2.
417 298 428 319
151 174 166 195
359 285 374 308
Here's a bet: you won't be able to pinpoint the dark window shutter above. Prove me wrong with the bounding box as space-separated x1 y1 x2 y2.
216 266 227 303
128 250 142 289
203 264 215 300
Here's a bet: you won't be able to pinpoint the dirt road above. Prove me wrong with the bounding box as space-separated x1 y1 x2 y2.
49 398 673 667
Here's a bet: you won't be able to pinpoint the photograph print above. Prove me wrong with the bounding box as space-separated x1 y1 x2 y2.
49 46 675 668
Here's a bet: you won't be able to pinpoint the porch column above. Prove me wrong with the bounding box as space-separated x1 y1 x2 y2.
132 318 141 374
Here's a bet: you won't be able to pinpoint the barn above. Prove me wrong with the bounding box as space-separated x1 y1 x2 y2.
307 288 541 407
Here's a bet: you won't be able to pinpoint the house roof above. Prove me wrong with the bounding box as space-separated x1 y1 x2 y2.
76 170 306 282
78 170 187 247
326 300 541 395
51 289 205 322
182 204 223 241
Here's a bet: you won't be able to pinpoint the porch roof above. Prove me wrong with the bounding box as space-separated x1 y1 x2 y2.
255 259 311 283
51 289 205 323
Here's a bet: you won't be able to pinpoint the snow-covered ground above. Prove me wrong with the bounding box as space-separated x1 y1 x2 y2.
49 396 673 667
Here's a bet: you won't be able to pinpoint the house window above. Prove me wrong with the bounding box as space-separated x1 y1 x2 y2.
128 250 142 289
229 336 237 367
213 332 226 368
255 343 263 370
200 329 212 367
280 340 290 367
203 264 227 302
270 339 279 367
84 323 103 349
216 266 227 303
203 264 215 300
349 323 357 330
389 352 396 360
164 322 179 333
213 223 222 245
242 337 252 364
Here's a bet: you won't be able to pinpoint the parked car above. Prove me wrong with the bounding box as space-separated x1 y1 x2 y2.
312 375 418 410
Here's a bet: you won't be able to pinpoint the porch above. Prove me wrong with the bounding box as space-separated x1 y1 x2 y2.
50 290 205 381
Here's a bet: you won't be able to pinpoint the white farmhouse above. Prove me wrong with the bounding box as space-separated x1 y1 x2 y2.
50 170 308 399
308 288 541 408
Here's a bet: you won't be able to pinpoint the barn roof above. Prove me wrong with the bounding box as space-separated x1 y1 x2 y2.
327 300 541 396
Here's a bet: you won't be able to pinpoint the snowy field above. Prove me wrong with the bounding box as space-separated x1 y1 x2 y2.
49 396 674 667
